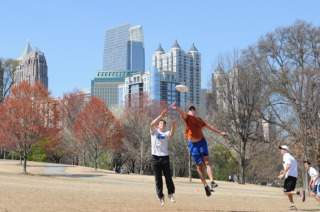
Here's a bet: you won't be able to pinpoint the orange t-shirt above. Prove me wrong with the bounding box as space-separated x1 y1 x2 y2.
183 114 207 139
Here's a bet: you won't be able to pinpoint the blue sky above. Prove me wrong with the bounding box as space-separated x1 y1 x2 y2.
1 0 319 97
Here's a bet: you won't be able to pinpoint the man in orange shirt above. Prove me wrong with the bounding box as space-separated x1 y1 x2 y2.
170 101 226 197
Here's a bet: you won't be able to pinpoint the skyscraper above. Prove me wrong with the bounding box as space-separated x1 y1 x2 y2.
153 41 201 105
93 24 144 107
103 23 145 72
14 41 48 89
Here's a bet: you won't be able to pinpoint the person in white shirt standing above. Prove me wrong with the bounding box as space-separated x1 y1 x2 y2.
150 109 176 206
303 160 320 205
278 145 305 210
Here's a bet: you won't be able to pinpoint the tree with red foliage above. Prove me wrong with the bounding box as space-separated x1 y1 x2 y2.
74 96 123 171
0 81 59 173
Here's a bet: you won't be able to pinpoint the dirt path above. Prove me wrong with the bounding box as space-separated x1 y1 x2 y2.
0 160 318 212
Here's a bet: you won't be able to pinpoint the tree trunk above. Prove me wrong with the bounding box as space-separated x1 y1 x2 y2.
23 149 27 173
172 154 176 178
189 152 192 182
94 158 97 171
239 157 245 184
140 141 144 175
12 151 14 160
94 151 98 171
303 169 309 194
83 150 86 167
239 141 246 184
3 151 5 160
20 152 22 164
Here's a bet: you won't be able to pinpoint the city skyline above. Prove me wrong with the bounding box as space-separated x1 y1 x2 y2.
1 0 320 98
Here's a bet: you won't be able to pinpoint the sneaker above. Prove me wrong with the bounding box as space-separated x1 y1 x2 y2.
287 206 297 210
204 186 211 197
300 190 305 202
168 194 176 203
211 181 218 189
160 197 165 206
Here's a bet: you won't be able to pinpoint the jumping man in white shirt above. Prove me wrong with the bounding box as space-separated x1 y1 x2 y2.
150 109 177 206
278 145 305 210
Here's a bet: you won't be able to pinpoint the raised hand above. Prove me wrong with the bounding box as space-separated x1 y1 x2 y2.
161 109 167 117
170 101 177 109
172 119 177 125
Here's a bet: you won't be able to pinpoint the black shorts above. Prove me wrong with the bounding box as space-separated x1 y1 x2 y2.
283 176 297 192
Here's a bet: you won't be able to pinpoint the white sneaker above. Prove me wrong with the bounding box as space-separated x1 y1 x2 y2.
160 197 165 206
168 194 176 203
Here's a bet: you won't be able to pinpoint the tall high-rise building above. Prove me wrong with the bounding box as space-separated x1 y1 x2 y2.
103 23 145 72
94 24 144 107
152 41 201 105
14 41 48 89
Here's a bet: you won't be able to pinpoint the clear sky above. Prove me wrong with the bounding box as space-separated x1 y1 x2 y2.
1 0 319 98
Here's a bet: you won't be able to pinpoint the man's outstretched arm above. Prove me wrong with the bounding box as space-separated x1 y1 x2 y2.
169 119 177 138
204 124 226 137
170 101 187 119
150 109 167 131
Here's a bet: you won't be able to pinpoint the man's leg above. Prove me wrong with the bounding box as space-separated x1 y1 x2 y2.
284 190 305 203
203 156 213 182
196 162 207 186
312 185 320 202
287 194 294 206
162 157 175 195
313 193 320 202
196 162 212 197
151 156 164 199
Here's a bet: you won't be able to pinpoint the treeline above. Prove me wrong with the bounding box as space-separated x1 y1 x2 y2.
0 21 319 191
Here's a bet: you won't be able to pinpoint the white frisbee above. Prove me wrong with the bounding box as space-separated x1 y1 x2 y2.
175 85 189 92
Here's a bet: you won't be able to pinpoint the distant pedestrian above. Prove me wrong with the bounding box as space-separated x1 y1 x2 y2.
303 160 320 204
228 175 232 182
278 145 305 210
233 174 238 183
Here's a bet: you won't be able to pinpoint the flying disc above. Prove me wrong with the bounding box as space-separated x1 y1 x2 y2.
175 85 189 92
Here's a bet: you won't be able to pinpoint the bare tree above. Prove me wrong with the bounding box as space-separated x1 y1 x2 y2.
252 20 320 191
208 50 270 184
0 58 19 104
60 90 87 165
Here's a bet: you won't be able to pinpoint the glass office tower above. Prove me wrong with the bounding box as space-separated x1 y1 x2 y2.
103 23 145 72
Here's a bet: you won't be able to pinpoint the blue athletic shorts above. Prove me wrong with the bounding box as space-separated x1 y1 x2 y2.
312 184 319 194
188 137 209 164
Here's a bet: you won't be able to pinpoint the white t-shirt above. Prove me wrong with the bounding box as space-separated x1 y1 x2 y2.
282 153 298 178
150 128 170 156
308 167 319 185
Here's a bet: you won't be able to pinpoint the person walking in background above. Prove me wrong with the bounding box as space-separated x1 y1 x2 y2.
228 175 232 182
150 109 177 206
233 174 238 183
303 160 320 206
170 102 226 197
278 145 305 210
